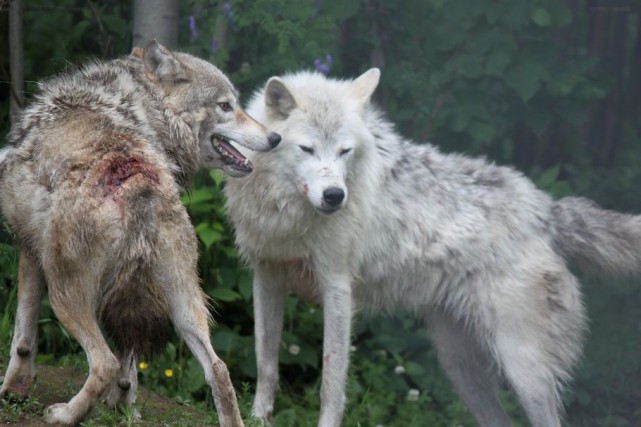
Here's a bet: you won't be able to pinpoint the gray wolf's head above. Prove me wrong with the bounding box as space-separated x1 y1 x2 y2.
246 68 380 214
138 41 280 177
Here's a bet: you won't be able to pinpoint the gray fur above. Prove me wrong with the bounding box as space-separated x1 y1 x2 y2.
553 196 641 275
223 69 637 427
0 41 278 426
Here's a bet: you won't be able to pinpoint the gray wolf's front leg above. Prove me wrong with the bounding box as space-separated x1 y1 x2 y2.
251 266 286 423
0 250 45 398
318 272 352 427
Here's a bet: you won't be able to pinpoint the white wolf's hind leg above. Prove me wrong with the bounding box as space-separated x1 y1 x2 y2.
251 267 286 423
495 326 562 427
430 312 512 427
0 251 45 398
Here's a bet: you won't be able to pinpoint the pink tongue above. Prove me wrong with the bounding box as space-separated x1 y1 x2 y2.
220 140 246 162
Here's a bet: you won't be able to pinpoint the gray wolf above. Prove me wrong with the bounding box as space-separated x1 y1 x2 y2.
224 68 641 427
0 40 280 426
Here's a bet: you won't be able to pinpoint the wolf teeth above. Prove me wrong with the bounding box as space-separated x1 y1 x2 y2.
213 138 233 157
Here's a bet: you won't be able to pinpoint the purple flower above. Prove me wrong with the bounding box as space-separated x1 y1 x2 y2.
313 55 332 75
222 2 235 29
211 37 220 53
188 15 197 41
223 2 234 19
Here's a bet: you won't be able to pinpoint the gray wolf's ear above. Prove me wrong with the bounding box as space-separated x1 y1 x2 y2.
265 77 296 119
131 46 144 58
143 40 189 83
348 68 380 107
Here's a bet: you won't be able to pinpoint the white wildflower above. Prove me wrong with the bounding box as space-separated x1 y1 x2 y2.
394 365 405 375
288 344 300 356
406 388 420 401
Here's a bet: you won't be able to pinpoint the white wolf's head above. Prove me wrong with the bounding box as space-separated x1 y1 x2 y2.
247 68 380 214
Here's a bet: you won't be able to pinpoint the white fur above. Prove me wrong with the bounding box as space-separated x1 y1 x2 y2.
226 69 641 427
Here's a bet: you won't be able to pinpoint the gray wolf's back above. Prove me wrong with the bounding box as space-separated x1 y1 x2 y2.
1 61 185 357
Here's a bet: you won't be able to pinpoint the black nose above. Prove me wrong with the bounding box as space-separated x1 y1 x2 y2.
323 187 345 207
268 132 281 148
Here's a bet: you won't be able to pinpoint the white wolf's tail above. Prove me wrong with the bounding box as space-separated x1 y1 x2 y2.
552 196 641 276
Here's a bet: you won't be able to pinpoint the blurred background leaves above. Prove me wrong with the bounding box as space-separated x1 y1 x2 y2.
1 0 641 425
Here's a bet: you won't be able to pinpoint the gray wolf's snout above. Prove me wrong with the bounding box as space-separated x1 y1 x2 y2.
323 187 345 207
268 132 281 148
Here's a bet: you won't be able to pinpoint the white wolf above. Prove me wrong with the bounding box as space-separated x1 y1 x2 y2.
224 68 641 427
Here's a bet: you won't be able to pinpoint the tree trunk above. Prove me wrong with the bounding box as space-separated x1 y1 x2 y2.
9 0 24 124
132 0 179 49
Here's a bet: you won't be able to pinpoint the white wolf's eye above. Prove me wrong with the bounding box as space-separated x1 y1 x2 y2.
340 148 352 156
299 145 314 154
218 102 232 112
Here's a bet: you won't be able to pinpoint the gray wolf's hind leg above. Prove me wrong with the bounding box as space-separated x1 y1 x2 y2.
169 293 244 427
43 275 120 425
158 254 244 427
0 251 45 398
430 311 512 427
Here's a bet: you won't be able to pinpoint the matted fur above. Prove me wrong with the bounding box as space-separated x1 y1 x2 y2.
0 41 279 427
224 69 640 427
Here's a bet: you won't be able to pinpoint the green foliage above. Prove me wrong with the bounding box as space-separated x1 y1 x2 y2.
1 0 640 425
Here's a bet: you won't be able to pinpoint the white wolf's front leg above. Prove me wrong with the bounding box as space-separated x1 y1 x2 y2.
318 272 352 427
252 266 286 423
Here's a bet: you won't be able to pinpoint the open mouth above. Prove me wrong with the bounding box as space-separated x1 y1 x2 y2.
211 134 253 173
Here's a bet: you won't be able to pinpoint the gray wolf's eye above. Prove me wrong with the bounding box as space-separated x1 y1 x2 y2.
218 102 232 112
340 148 352 156
299 145 314 154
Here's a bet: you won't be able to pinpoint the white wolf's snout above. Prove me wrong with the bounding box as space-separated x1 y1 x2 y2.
322 187 345 209
301 167 348 214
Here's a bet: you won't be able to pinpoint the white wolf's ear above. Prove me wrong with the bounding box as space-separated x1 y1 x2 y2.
264 77 297 119
348 68 380 107
143 40 189 83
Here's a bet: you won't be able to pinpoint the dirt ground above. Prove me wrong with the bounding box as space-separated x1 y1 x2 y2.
0 364 218 426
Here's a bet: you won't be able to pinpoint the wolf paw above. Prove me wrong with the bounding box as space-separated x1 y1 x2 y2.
43 402 82 425
102 377 137 407
0 381 31 401
0 369 35 398
251 404 274 425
